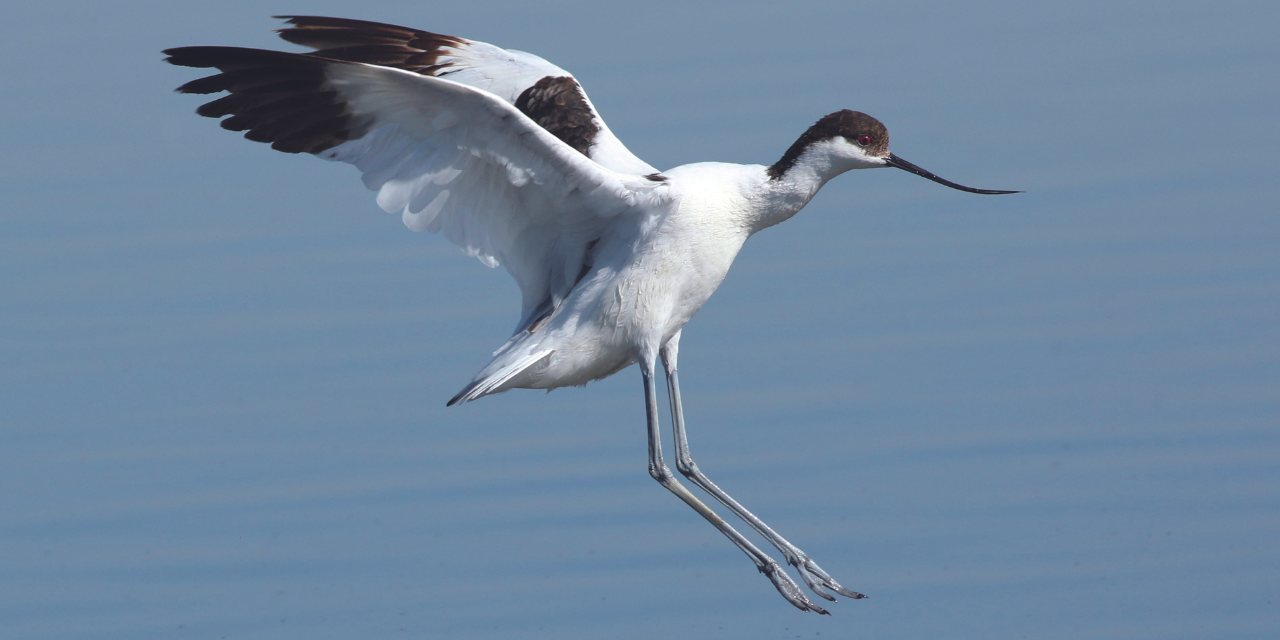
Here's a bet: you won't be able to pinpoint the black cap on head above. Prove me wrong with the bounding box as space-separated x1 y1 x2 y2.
769 110 888 179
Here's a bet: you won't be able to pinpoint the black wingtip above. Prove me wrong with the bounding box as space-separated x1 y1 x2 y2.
161 47 187 66
270 15 314 28
162 46 215 69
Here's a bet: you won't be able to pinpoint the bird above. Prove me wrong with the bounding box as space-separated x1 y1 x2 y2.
165 15 1018 615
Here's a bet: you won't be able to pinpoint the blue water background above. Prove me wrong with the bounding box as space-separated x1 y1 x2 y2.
2 1 1277 638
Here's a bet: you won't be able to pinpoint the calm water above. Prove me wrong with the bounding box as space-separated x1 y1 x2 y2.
2 1 1277 638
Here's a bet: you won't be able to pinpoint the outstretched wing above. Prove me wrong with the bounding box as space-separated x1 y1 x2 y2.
165 46 667 332
273 15 659 176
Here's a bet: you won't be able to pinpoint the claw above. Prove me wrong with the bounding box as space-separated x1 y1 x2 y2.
762 561 830 615
829 582 868 600
793 561 838 601
793 554 867 600
810 583 838 601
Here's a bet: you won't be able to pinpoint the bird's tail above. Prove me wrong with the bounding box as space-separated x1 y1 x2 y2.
446 341 554 406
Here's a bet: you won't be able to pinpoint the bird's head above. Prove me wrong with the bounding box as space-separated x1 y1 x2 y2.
769 109 1019 195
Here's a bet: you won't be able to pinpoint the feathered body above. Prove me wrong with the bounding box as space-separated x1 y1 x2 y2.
467 152 852 401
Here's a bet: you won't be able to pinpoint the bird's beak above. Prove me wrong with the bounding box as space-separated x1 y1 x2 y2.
884 153 1021 195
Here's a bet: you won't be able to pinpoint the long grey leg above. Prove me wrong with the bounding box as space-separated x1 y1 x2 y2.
639 354 827 614
660 336 865 602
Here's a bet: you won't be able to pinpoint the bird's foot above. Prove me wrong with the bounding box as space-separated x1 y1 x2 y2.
789 553 866 601
761 560 829 615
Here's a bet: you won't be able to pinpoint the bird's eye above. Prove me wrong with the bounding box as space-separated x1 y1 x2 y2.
857 135 872 147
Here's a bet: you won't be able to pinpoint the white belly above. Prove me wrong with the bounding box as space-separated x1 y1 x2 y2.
519 208 749 390
479 162 764 395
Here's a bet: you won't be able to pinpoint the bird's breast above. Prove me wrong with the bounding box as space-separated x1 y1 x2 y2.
595 200 749 349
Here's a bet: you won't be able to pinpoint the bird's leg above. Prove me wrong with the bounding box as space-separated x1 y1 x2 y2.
659 340 866 602
640 357 827 614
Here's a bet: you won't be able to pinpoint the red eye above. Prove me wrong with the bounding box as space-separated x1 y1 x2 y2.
857 135 872 147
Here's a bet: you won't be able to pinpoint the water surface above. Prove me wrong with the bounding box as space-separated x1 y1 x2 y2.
2 2 1277 638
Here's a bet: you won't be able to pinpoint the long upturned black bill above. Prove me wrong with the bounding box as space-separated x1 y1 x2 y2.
885 153 1021 195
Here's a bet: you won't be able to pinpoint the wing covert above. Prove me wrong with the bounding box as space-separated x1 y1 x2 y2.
274 15 658 175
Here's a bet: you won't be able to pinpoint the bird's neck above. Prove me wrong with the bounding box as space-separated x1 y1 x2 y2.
749 145 849 234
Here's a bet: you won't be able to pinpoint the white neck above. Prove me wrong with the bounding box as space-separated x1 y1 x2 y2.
749 139 866 234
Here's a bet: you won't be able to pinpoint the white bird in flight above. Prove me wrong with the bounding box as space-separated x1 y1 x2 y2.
166 15 1017 614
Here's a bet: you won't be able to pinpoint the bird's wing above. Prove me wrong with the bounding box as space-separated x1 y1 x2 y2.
272 15 659 176
165 46 668 332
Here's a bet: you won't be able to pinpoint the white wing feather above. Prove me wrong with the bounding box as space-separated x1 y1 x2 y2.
314 62 667 325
